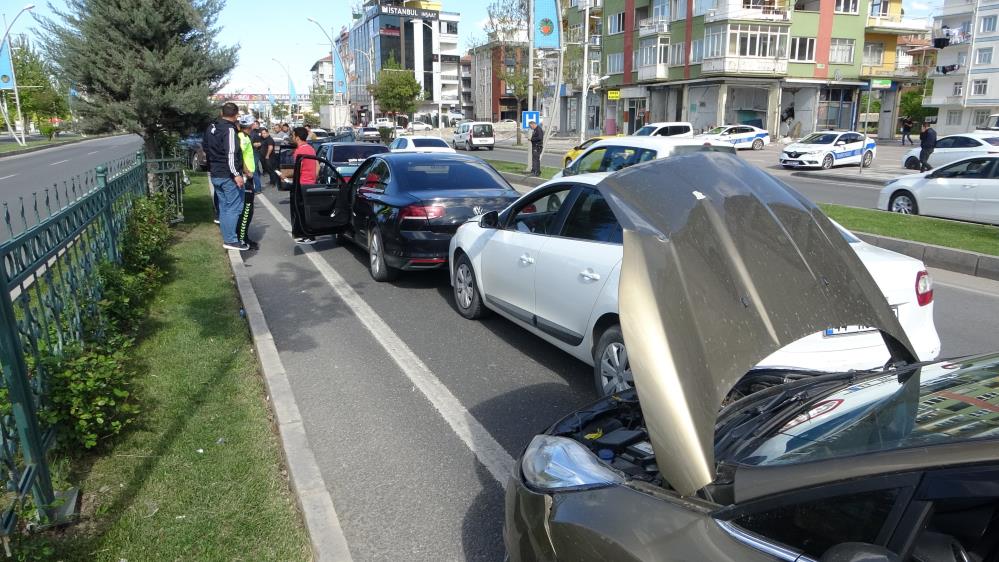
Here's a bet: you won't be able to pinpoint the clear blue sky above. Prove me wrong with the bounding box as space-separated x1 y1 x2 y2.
7 0 934 95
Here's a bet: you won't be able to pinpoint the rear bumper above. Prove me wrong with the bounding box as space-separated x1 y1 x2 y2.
385 230 454 271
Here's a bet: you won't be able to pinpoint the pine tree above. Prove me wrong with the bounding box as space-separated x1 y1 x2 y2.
39 0 237 156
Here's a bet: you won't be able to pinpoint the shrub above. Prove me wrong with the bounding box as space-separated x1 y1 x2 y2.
378 126 395 144
120 193 170 273
97 262 161 335
38 122 57 140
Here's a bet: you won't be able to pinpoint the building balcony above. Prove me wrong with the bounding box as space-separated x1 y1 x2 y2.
577 0 602 12
637 63 670 82
701 56 787 75
566 30 603 47
929 64 966 77
440 74 460 82
638 18 669 37
861 62 929 78
922 94 964 106
866 15 931 34
705 2 789 23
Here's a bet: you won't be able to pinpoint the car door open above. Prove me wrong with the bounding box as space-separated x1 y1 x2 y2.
293 154 350 237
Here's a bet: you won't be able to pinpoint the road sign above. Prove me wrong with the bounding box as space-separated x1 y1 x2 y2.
870 78 892 90
607 90 620 100
521 110 540 130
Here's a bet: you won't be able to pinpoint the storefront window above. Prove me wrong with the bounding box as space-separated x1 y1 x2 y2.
817 87 856 130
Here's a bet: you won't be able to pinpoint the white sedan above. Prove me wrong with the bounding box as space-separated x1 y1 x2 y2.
387 135 456 153
780 130 877 169
449 168 940 397
696 124 770 150
880 155 999 223
409 121 434 132
901 132 999 170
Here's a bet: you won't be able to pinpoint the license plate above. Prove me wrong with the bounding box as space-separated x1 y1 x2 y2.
782 160 802 166
824 307 898 337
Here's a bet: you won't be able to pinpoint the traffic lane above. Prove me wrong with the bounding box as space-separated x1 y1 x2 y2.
489 145 565 170
781 175 882 208
929 268 999 360
261 190 598 457
0 134 143 197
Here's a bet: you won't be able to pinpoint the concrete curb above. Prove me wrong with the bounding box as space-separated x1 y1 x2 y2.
791 170 897 186
0 134 119 159
854 232 999 282
227 249 354 562
499 171 546 189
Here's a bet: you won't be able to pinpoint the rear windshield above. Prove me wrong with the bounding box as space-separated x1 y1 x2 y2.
396 159 510 191
985 137 999 146
801 133 838 144
666 144 737 156
361 127 378 133
412 138 450 148
472 124 493 136
330 145 389 163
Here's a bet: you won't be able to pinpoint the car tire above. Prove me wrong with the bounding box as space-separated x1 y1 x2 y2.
821 154 834 169
593 325 632 397
368 226 399 282
904 156 920 170
190 152 200 171
889 191 919 215
453 254 488 320
487 146 494 151
862 151 874 168
467 141 475 151
752 138 764 150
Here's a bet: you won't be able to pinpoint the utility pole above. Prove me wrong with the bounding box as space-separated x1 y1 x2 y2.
1 5 34 146
526 0 534 171
579 1 590 144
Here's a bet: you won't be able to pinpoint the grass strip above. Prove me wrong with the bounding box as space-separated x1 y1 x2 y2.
485 158 561 180
820 203 999 257
23 175 310 561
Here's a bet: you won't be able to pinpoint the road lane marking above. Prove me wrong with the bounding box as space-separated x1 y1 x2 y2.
86 150 98 155
0 174 16 181
257 194 516 487
49 159 69 166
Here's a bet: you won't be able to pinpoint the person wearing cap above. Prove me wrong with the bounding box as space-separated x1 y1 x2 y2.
236 116 260 250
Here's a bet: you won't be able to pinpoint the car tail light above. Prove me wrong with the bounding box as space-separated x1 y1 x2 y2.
399 205 446 220
915 270 933 306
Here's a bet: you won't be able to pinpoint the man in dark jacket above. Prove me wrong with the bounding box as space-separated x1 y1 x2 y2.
529 120 544 176
919 121 937 172
203 102 247 251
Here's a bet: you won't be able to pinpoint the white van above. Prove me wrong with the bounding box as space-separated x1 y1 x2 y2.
452 121 495 151
632 121 694 138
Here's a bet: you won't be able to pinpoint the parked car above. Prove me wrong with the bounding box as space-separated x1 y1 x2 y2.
503 153 986 562
453 121 495 151
311 128 330 139
409 121 434 132
631 121 694 138
179 134 206 171
358 127 381 142
450 153 939 397
880 155 999 223
562 136 612 167
555 137 735 178
902 132 999 170
291 152 520 281
696 124 770 150
780 130 876 169
315 142 390 184
388 136 456 153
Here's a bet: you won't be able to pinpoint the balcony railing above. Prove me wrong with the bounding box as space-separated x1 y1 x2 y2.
922 94 964 106
929 64 966 77
577 0 602 11
440 74 460 82
705 2 788 22
701 56 788 74
866 15 931 33
638 17 670 36
861 63 928 77
637 63 670 81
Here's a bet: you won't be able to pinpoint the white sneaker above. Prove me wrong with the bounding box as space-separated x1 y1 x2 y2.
213 218 220 224
295 237 317 245
223 241 249 251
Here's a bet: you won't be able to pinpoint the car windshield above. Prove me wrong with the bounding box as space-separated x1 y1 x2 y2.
396 159 510 191
735 355 999 467
984 137 999 146
706 127 728 135
800 133 838 145
633 125 657 136
412 138 449 148
330 145 388 163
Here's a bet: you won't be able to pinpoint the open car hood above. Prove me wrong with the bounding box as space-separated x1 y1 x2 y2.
597 153 917 496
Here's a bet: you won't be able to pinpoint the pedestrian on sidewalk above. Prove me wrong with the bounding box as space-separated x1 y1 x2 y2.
259 127 280 186
529 120 544 177
919 121 937 172
290 127 319 245
237 116 260 250
203 102 247 251
250 119 264 193
900 116 914 145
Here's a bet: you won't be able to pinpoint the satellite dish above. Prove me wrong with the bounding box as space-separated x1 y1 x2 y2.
833 69 843 81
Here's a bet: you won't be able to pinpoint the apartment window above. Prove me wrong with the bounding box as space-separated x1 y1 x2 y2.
975 109 992 126
829 38 855 64
728 24 789 58
658 37 670 63
947 110 963 125
982 15 997 33
640 37 657 66
607 52 625 74
608 12 625 34
691 39 704 63
446 22 458 35
869 0 888 16
790 37 816 62
670 42 686 65
653 0 670 20
953 81 964 96
633 49 639 69
863 42 884 66
978 47 993 65
694 0 717 16
973 79 988 95
670 0 688 20
958 50 968 66
704 25 725 58
835 0 858 13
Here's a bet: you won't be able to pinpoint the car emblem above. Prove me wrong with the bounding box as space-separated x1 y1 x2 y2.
472 206 484 215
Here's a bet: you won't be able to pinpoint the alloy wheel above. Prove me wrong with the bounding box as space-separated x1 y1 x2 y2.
862 151 873 167
752 139 764 150
369 230 381 276
890 194 915 214
599 342 633 394
822 154 834 169
455 263 474 310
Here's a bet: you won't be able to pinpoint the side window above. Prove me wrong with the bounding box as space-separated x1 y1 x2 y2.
732 488 901 559
953 136 980 148
507 187 574 235
560 189 622 244
938 158 994 178
935 137 956 149
574 148 610 173
669 125 692 136
654 127 671 136
361 160 390 189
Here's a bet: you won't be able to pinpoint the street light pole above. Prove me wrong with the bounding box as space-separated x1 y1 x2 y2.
1 4 36 146
353 48 376 122
579 2 590 144
307 17 350 128
272 58 295 123
412 19 444 137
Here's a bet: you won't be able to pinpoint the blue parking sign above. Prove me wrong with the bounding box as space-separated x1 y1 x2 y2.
521 111 540 130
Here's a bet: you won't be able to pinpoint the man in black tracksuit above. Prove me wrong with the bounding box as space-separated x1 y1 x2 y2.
529 120 544 177
919 122 937 172
203 102 247 250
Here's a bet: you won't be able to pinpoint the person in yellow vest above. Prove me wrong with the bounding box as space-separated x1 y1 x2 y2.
236 116 259 250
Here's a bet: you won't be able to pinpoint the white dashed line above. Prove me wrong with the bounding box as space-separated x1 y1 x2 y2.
48 159 69 166
0 174 16 181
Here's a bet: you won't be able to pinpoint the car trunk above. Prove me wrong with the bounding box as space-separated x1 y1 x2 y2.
403 188 514 234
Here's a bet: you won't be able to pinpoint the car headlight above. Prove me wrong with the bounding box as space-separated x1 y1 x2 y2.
521 435 624 492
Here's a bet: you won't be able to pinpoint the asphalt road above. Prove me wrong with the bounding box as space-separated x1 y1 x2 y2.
240 185 998 561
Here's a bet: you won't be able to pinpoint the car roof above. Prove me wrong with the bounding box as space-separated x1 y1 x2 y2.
641 121 693 127
945 131 999 139
379 152 484 164
402 135 449 141
588 136 725 150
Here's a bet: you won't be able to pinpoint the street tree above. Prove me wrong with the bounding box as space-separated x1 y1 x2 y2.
272 102 289 122
899 89 937 123
11 44 68 132
368 56 422 120
39 0 237 157
500 65 542 146
310 85 332 114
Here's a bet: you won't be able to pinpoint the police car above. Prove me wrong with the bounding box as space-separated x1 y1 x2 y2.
696 124 770 150
780 130 876 169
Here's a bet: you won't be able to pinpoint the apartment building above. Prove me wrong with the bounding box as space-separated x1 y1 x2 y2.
470 29 530 121
924 0 999 134
337 0 461 123
560 0 928 138
460 55 474 117
310 55 334 90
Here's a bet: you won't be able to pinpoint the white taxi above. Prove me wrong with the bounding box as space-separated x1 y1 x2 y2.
780 130 877 169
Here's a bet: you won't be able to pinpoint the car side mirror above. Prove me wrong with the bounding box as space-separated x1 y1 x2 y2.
562 166 576 177
836 141 846 146
479 210 500 229
819 543 899 562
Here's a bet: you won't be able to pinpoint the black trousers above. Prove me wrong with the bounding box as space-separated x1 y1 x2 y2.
531 143 542 174
901 130 913 145
237 178 255 242
919 148 934 172
262 154 280 185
